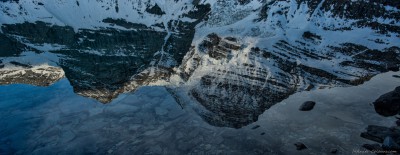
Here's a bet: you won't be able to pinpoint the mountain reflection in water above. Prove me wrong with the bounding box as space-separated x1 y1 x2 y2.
1 71 399 154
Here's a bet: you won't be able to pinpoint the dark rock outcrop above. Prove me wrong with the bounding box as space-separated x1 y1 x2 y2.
299 101 316 111
360 125 400 154
330 148 338 154
374 86 400 116
302 31 321 41
294 142 307 150
146 4 165 15
360 125 400 144
0 33 30 57
9 61 32 68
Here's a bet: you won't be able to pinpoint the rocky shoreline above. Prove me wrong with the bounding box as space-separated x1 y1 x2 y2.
361 86 400 154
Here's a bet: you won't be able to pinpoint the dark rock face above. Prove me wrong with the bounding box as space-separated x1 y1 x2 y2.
302 31 321 41
334 45 400 75
2 21 75 45
0 3 211 103
0 33 30 57
0 0 19 3
146 4 165 15
102 18 150 29
57 52 146 102
9 61 31 68
320 0 400 20
238 0 251 5
299 101 316 111
290 0 400 33
1 21 167 102
199 33 226 60
374 86 400 117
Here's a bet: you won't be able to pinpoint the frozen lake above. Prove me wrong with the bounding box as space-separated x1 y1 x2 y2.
1 71 399 154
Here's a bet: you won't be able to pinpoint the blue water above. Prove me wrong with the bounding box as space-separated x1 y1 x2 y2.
3 72 398 154
0 79 88 154
0 79 204 154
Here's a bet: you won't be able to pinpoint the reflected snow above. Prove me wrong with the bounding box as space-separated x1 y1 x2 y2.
0 72 399 154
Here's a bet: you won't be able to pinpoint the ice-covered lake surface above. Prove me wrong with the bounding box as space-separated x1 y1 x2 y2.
1 71 399 155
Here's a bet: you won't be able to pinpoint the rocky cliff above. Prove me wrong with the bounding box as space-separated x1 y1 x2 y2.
0 0 399 128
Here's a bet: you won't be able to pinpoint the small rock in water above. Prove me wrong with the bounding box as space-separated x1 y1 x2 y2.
396 120 400 126
260 132 265 135
330 148 338 154
251 125 260 129
382 136 400 150
299 101 316 111
294 142 307 150
393 75 400 78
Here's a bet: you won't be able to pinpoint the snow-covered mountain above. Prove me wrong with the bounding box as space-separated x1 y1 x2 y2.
0 0 399 128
